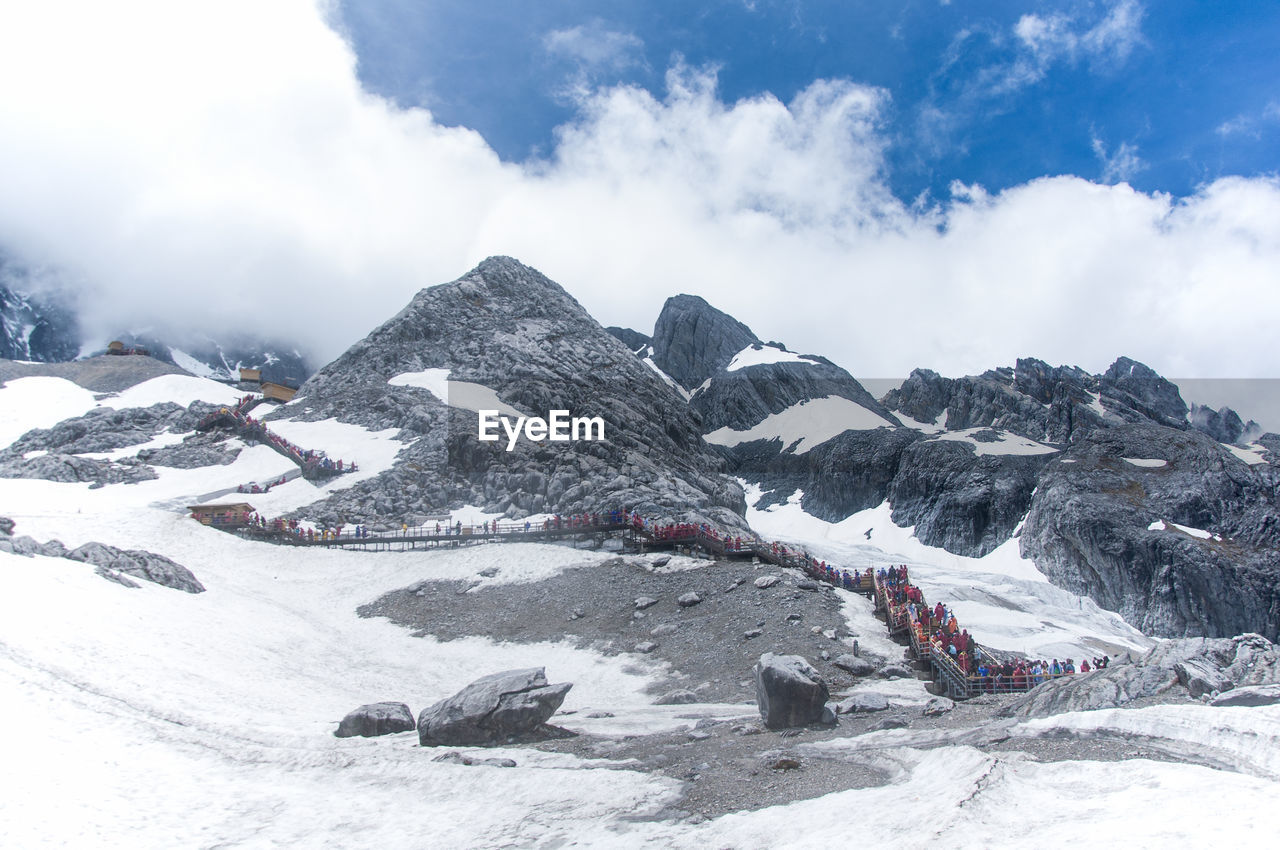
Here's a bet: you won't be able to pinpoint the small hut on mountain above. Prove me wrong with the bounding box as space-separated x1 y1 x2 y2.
261 382 298 403
239 367 262 383
188 502 256 528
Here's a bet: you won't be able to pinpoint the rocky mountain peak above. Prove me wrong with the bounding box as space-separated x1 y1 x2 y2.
1101 356 1188 427
651 294 759 391
291 258 746 527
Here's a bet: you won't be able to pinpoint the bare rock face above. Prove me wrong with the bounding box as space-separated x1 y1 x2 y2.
416 667 572 746
753 653 830 729
649 294 757 392
1019 423 1280 639
1000 634 1280 719
335 702 416 738
289 257 745 529
65 542 205 594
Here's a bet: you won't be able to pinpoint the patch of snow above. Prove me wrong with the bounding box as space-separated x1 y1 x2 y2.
1123 457 1168 468
388 368 451 404
1087 391 1106 417
444 380 527 417
933 428 1059 456
0 376 99 449
742 484 1151 660
168 348 219 379
725 344 820 372
100 375 243 411
1060 458 1077 463
1225 443 1268 466
22 449 48 459
642 357 691 401
704 396 896 454
893 412 947 434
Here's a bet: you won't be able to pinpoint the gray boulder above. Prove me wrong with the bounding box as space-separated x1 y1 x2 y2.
0 516 14 536
922 696 955 716
833 655 876 676
66 542 205 594
879 664 914 680
654 689 698 705
417 667 572 746
754 575 781 589
1209 684 1280 707
335 702 416 738
753 653 830 729
677 592 702 608
837 693 890 714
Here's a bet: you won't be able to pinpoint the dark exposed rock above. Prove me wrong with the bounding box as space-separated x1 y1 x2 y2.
604 326 650 353
655 689 699 705
649 294 757 392
1189 403 1261 446
1209 684 1280 707
832 655 876 676
0 453 158 487
0 279 79 363
1019 423 1280 639
1000 634 1280 718
754 653 830 729
335 702 416 738
287 257 745 529
416 667 572 746
922 697 955 716
677 592 702 607
65 542 205 594
0 516 14 536
888 440 1050 556
431 751 518 767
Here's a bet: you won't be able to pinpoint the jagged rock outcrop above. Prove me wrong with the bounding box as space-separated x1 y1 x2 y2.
887 440 1050 556
1189 403 1261 446
0 519 203 593
604 326 650 353
335 702 416 738
416 667 572 746
754 653 831 729
287 257 745 527
0 278 80 363
1000 634 1280 718
649 294 758 392
65 542 206 593
1020 423 1280 639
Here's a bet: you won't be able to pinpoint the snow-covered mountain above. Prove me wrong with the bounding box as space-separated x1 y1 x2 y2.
614 294 1280 643
0 281 79 362
3 327 1280 847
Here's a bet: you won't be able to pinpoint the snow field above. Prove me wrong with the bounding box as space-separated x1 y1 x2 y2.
704 396 897 454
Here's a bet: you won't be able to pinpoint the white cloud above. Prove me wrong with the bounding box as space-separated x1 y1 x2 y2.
544 21 644 73
1091 135 1146 183
1 0 1278 384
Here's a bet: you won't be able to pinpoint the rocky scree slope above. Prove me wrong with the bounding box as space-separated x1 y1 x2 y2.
282 257 745 528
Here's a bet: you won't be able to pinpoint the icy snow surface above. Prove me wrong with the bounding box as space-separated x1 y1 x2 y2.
933 428 1059 456
2 375 1278 845
725 344 820 371
743 484 1151 661
703 396 897 454
1224 443 1268 465
1123 457 1168 468
387 367 450 403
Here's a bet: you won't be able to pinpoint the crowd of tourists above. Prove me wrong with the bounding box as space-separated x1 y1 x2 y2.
880 564 1108 693
203 396 357 478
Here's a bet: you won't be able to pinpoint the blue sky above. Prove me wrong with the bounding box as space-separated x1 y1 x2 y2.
339 0 1280 203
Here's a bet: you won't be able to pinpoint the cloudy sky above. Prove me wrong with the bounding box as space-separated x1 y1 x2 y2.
0 0 1277 381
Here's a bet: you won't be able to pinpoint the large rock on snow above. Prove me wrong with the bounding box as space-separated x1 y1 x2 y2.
1209 684 1280 707
1000 634 1280 719
753 653 830 729
417 667 572 746
65 542 205 594
335 702 416 738
649 294 757 392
